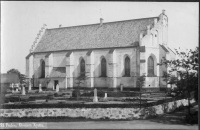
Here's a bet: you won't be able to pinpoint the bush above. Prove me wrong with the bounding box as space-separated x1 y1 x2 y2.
185 111 198 124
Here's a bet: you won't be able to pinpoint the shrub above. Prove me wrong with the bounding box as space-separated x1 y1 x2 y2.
185 111 198 124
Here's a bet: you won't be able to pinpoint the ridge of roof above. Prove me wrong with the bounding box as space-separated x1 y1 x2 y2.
48 16 158 30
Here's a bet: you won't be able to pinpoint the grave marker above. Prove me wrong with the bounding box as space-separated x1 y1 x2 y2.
22 85 26 95
93 88 98 102
56 84 59 92
29 81 32 91
120 84 123 92
39 84 42 92
104 93 107 99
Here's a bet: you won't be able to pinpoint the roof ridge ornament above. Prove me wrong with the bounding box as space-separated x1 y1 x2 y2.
30 24 47 53
100 18 104 26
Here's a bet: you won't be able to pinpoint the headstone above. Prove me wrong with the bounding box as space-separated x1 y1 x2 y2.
39 84 42 92
93 88 98 102
16 88 18 92
104 93 107 99
120 84 123 92
16 84 19 88
11 83 14 93
22 86 26 95
56 84 59 92
29 81 32 91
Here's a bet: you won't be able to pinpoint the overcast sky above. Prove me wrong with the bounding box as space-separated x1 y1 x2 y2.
1 2 199 74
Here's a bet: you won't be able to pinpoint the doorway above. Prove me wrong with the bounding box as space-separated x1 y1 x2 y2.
54 80 58 90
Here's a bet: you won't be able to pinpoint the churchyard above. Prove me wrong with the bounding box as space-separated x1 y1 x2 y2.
3 83 173 106
0 82 196 124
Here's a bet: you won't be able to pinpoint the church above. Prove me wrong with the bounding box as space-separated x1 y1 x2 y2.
26 10 175 90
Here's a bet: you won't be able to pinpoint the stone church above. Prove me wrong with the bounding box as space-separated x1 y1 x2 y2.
26 10 175 90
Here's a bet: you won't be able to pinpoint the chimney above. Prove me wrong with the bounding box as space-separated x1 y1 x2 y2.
100 18 104 25
162 9 165 15
59 24 62 28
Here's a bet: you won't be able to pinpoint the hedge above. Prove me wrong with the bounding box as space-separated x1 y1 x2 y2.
1 96 182 109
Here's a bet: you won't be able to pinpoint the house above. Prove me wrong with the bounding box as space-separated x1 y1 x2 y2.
0 73 20 93
26 10 176 90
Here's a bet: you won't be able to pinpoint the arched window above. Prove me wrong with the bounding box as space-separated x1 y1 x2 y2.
124 56 130 77
148 56 154 76
40 60 45 78
80 59 85 76
101 58 107 77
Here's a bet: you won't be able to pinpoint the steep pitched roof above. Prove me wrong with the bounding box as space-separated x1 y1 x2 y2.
34 17 157 53
160 45 169 52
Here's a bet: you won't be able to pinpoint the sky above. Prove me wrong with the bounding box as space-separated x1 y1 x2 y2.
1 2 199 74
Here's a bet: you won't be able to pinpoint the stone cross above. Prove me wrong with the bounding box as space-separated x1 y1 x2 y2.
93 88 98 102
120 84 123 92
22 85 26 95
104 93 107 99
56 84 59 92
39 84 42 92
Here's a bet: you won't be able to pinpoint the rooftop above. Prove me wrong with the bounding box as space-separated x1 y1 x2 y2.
34 17 158 53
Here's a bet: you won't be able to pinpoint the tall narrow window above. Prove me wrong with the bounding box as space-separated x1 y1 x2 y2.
41 60 45 78
80 59 85 76
101 58 107 77
148 56 154 76
124 56 130 77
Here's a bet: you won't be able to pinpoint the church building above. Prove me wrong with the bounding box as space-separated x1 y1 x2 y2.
26 10 175 90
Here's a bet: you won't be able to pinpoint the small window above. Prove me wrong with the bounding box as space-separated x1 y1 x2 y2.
148 56 154 76
101 58 107 77
40 60 45 78
124 56 130 77
80 59 85 76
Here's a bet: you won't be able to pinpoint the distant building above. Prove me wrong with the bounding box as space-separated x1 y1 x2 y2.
1 73 20 93
26 10 175 90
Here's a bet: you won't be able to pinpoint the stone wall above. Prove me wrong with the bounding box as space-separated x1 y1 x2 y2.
0 99 194 119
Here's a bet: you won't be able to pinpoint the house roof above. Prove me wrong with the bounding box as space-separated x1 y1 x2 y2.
1 73 20 84
34 17 157 53
160 45 169 53
49 67 66 78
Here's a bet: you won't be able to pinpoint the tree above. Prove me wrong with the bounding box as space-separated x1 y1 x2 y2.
158 47 198 115
75 72 89 101
137 74 146 109
7 69 27 84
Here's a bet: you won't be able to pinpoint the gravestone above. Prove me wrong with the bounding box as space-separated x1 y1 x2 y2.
120 84 123 92
56 84 59 92
16 88 18 92
11 83 14 93
104 93 107 99
22 85 26 95
93 88 98 102
29 81 32 91
39 84 42 92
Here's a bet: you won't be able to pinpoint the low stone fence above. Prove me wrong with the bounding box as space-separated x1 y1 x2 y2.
0 99 195 119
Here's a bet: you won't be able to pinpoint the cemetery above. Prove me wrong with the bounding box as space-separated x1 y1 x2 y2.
0 82 195 120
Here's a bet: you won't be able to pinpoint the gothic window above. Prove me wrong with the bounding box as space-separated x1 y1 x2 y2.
148 56 154 76
101 58 107 77
40 60 45 78
124 56 130 77
80 59 85 76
